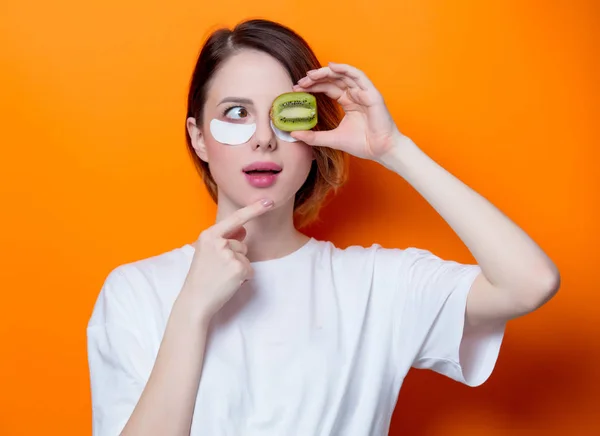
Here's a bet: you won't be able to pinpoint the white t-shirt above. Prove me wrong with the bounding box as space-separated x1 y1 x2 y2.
87 237 505 436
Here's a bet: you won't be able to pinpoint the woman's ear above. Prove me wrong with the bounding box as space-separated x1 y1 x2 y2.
186 116 209 162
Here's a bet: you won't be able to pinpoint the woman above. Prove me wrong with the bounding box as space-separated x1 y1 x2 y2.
87 18 560 436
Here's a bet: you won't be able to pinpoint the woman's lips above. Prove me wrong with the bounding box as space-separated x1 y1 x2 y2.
242 161 283 172
244 170 280 188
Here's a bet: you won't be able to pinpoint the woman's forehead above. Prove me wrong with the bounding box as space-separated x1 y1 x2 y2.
208 51 294 101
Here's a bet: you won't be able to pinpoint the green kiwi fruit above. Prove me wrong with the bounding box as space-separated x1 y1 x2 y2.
270 92 318 132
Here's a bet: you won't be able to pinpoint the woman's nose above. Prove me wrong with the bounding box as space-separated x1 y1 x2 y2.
252 116 277 151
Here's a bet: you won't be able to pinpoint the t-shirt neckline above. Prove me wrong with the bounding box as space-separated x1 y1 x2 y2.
181 237 317 268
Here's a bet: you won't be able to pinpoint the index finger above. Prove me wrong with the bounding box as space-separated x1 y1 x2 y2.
299 67 357 89
327 62 373 91
211 198 274 237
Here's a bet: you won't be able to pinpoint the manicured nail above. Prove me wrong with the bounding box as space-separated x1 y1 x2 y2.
261 198 274 207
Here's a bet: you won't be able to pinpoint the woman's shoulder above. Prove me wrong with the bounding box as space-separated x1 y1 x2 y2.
313 237 471 280
87 243 194 328
104 242 193 289
314 237 434 261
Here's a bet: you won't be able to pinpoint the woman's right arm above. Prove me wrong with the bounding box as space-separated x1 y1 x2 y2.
117 198 274 436
120 287 211 436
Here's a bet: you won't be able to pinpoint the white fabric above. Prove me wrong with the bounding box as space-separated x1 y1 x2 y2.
87 238 505 436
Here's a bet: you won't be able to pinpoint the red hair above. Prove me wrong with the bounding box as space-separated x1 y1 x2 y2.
185 19 348 228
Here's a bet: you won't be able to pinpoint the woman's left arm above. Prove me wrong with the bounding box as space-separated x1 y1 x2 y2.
379 135 560 328
293 62 560 329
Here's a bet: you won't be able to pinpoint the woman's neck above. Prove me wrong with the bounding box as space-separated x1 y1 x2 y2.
214 196 309 263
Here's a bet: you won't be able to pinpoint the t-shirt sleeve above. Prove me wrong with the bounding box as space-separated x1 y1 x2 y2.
393 247 505 387
87 267 154 436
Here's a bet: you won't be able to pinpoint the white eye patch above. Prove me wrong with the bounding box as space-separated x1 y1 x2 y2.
208 118 301 145
209 119 256 145
270 120 298 143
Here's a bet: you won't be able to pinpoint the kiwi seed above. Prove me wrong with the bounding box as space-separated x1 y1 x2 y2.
270 92 318 132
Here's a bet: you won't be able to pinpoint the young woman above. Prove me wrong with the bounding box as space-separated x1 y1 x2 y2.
87 18 560 436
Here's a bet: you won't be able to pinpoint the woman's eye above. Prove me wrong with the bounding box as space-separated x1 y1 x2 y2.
225 106 248 120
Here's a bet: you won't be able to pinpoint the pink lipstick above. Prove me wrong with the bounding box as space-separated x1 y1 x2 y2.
242 161 282 188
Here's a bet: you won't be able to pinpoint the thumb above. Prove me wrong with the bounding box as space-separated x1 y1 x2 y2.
291 129 339 148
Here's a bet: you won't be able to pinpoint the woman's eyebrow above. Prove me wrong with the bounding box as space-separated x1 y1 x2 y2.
218 97 254 105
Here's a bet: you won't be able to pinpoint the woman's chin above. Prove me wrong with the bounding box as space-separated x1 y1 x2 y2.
242 190 295 210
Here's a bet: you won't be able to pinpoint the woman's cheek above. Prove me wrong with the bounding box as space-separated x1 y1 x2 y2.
285 144 314 186
204 141 241 187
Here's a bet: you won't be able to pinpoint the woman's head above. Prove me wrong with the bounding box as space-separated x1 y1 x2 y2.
185 19 348 228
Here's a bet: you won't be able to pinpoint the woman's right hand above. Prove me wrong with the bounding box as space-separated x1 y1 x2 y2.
180 198 274 322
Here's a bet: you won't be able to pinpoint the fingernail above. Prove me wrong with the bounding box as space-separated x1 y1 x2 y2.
261 198 274 207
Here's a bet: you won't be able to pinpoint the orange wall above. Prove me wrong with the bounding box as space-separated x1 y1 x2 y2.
1 0 598 434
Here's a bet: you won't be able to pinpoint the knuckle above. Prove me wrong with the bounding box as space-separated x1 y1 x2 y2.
199 230 216 245
232 261 245 276
216 238 228 250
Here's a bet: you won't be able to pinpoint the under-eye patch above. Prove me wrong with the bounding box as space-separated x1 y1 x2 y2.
209 119 256 145
209 118 301 145
270 120 298 143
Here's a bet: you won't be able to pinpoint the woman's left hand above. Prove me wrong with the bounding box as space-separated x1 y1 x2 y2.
291 62 409 162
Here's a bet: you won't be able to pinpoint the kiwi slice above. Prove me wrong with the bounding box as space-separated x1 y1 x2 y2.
270 92 318 132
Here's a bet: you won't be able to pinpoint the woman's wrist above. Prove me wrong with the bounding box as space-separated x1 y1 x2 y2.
173 285 214 330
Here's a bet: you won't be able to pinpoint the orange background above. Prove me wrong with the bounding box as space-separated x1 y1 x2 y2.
1 0 598 434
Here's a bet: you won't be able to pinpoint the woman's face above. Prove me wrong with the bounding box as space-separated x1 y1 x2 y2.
191 49 315 210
